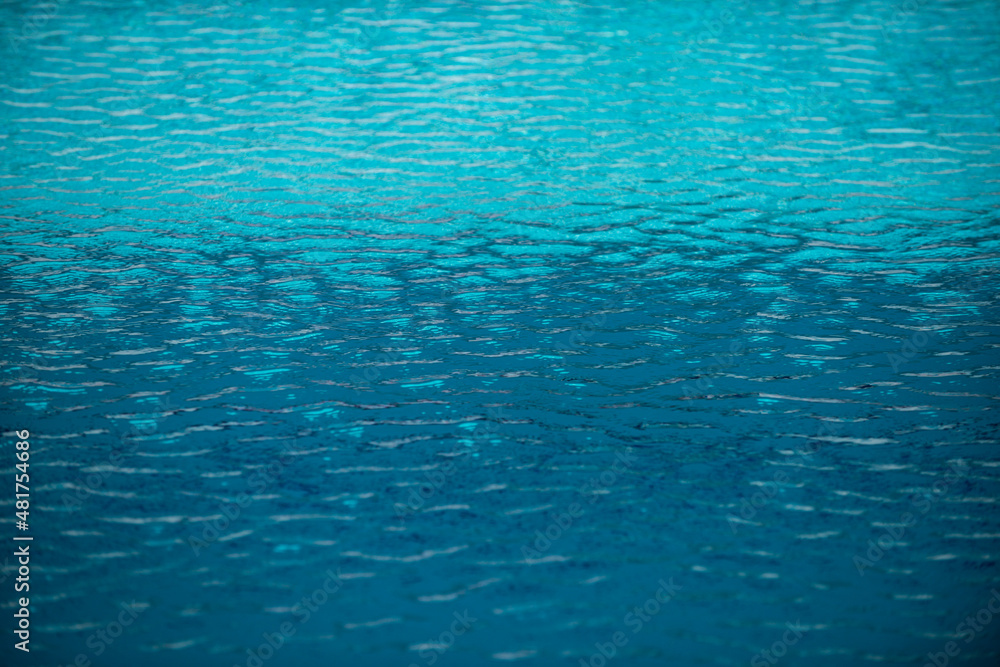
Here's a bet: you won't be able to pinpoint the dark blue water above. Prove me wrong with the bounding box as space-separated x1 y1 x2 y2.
2 0 1000 665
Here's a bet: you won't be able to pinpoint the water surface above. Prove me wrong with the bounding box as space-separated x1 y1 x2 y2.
2 0 1000 665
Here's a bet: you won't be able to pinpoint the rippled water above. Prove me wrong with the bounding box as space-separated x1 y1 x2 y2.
2 0 1000 665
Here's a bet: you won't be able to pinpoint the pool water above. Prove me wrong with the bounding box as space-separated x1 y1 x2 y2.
2 0 1000 665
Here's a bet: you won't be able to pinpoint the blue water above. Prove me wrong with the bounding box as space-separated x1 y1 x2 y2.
2 0 1000 665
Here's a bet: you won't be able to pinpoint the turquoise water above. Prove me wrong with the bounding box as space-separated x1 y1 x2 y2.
2 0 1000 665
